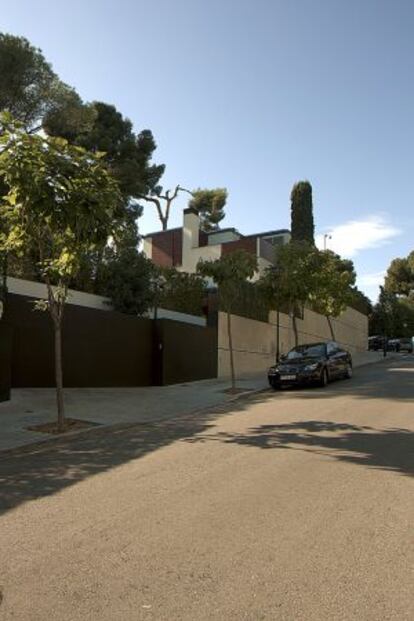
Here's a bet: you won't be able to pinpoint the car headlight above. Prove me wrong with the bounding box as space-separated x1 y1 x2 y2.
268 366 279 374
304 363 319 371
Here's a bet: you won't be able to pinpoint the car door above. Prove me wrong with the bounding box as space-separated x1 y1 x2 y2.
334 346 349 375
326 342 343 378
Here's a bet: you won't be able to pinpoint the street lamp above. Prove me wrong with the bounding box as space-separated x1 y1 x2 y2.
323 233 332 251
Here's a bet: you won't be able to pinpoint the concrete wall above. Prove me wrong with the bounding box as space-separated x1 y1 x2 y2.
218 306 368 377
7 277 112 311
145 307 207 327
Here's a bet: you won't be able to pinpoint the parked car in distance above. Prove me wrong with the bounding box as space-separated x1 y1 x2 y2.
399 337 413 353
268 341 353 389
368 335 384 351
387 338 401 352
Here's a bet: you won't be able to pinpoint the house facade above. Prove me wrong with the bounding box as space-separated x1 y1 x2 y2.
143 207 291 277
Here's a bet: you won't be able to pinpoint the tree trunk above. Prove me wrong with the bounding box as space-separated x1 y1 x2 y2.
227 310 236 391
292 312 299 347
53 320 65 432
326 315 335 340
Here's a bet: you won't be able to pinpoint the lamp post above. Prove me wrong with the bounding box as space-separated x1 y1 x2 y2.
323 233 332 251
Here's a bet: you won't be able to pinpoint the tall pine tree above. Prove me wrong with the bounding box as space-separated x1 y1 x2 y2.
290 181 315 244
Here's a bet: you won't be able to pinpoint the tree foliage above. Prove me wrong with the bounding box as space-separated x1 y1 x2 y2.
290 181 315 244
0 33 82 129
309 250 356 338
198 250 257 389
46 101 164 202
260 242 315 345
97 248 155 316
188 188 227 231
158 268 207 316
0 113 122 429
384 251 414 297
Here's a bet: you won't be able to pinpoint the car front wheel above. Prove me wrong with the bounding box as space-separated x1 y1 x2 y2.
344 363 353 379
319 368 329 387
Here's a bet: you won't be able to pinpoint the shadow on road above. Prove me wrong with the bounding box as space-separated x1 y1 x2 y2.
0 359 412 516
185 419 414 478
0 391 274 516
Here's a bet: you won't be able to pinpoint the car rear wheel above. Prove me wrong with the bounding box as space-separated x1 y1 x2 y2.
319 368 328 387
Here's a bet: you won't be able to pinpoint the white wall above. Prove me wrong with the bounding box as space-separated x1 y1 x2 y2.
145 307 207 326
7 277 113 311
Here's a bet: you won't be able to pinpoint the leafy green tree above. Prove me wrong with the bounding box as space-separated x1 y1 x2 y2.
47 101 164 201
197 250 257 391
291 181 315 244
310 250 356 339
371 287 400 338
349 287 373 316
98 248 155 316
158 268 207 316
0 33 84 130
260 242 315 346
46 101 165 287
188 188 227 231
0 114 121 430
384 251 414 297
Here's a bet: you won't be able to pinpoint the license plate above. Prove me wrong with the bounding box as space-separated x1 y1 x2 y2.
281 374 296 381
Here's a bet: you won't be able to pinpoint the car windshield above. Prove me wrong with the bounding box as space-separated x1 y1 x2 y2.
286 344 326 359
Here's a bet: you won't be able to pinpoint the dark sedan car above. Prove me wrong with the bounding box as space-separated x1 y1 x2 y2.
268 341 353 389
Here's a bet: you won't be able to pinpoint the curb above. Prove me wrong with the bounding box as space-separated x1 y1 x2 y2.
1 354 407 457
0 384 268 458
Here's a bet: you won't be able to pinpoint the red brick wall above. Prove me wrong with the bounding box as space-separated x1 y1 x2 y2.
221 237 257 256
151 230 183 267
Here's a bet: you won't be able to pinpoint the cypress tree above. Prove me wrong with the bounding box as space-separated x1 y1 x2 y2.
290 181 315 244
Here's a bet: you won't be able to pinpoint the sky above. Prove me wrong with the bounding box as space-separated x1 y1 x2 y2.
1 0 413 301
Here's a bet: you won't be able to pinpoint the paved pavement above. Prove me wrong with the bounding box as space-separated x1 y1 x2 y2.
0 374 266 453
0 351 398 453
1 356 413 620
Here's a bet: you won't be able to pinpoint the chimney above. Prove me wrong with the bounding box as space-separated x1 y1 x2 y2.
183 206 200 250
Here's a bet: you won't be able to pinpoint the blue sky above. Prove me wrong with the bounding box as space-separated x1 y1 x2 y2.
2 0 413 300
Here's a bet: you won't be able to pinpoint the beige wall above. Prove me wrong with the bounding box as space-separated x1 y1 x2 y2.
218 306 368 377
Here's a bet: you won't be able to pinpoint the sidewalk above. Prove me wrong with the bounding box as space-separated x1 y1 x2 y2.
0 373 267 453
0 351 400 454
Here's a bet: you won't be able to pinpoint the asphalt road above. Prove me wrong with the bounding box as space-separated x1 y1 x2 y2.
1 357 413 620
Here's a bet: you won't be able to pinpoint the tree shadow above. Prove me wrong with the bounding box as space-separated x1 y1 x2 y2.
1 360 412 517
0 390 274 516
185 420 414 478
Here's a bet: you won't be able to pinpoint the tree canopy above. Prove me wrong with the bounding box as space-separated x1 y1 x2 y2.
188 188 227 231
0 33 82 129
198 250 257 390
0 113 122 428
384 251 414 297
46 100 165 202
290 181 315 244
309 250 356 339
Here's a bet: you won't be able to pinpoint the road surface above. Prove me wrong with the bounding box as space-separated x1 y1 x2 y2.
1 357 413 620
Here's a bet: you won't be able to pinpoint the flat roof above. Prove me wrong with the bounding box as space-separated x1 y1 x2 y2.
142 227 181 238
143 226 290 239
256 229 291 237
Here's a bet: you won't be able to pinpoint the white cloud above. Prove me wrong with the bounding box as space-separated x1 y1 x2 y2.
315 216 400 258
356 271 386 302
357 271 386 287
